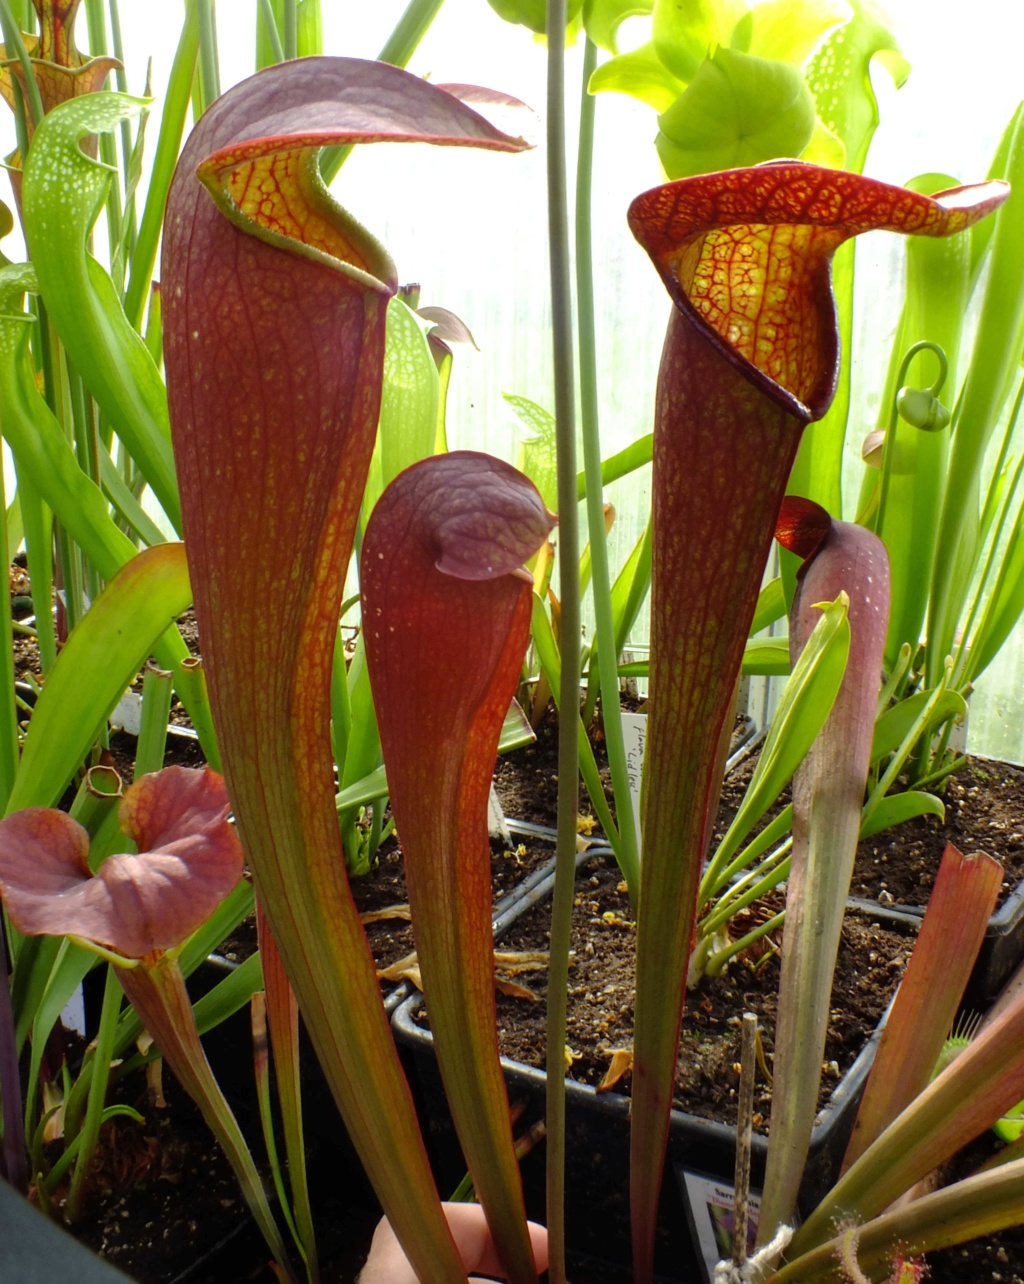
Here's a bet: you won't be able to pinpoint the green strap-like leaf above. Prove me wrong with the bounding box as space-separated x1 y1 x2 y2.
926 112 1024 682
6 544 193 816
20 93 181 531
699 593 849 902
858 788 944 839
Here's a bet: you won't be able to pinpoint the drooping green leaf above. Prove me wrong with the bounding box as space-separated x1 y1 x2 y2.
700 591 849 902
871 687 967 766
190 952 264 1033
0 264 216 757
858 788 943 838
20 93 181 531
741 635 791 674
656 48 816 179
576 432 652 501
745 0 851 65
651 0 748 83
583 0 654 54
589 41 684 112
750 575 786 635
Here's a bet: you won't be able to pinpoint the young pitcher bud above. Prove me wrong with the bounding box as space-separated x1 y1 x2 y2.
896 385 951 432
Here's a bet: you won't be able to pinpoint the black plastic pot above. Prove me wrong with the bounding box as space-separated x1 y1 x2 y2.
0 1179 133 1283
848 879 1024 1011
392 868 912 1282
394 989 892 1279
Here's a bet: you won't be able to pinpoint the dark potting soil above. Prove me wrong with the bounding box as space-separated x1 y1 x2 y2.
468 847 909 1127
715 749 1024 912
71 1067 254 1283
214 827 557 980
850 757 1024 909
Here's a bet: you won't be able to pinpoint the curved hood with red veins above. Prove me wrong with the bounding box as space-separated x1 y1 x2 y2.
624 161 1008 1283
0 766 241 958
162 57 534 1284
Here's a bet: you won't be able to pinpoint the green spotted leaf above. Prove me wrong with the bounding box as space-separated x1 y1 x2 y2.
805 0 909 173
20 93 181 531
507 393 558 515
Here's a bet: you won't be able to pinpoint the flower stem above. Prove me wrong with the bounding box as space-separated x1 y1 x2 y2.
544 3 577 1280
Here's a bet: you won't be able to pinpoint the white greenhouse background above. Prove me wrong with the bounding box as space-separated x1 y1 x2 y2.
2 1 1024 757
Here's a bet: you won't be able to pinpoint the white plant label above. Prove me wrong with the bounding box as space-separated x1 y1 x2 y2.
621 711 646 859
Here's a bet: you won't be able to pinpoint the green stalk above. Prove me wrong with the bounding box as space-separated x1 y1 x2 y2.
545 3 576 1279
575 36 639 900
124 4 199 332
135 663 173 777
64 964 122 1222
319 0 446 185
257 0 285 64
117 955 297 1282
16 478 55 674
0 0 44 128
283 0 297 60
195 0 221 112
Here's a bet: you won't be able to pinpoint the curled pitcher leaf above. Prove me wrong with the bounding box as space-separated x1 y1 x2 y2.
624 161 1007 1282
759 495 890 1238
163 57 532 1284
361 452 554 1284
0 0 119 166
0 766 242 957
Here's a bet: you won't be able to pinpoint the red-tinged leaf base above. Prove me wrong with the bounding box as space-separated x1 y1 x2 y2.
843 843 1003 1172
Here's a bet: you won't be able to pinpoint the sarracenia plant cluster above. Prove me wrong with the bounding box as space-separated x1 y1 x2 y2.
0 3 1024 1284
